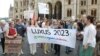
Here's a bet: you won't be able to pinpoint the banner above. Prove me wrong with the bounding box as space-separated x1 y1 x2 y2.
38 3 49 14
24 10 34 19
27 27 76 48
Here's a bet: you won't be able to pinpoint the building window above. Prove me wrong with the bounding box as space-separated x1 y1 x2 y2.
15 8 18 13
16 10 18 13
81 0 86 6
67 9 72 17
81 1 83 6
91 9 97 17
91 0 97 5
84 1 86 5
68 0 71 5
16 16 18 18
81 9 86 15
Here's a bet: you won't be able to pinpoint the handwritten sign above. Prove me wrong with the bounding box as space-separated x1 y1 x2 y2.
5 36 22 53
24 10 34 19
38 3 49 14
27 27 76 48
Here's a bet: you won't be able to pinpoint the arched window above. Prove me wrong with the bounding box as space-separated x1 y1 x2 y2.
91 9 97 17
91 0 97 5
81 9 86 15
16 15 18 18
54 1 62 19
68 0 71 5
67 9 72 17
46 2 52 19
81 0 86 6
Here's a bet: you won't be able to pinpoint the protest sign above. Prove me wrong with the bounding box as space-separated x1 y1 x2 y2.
38 3 49 14
27 27 76 48
5 36 22 53
24 10 34 19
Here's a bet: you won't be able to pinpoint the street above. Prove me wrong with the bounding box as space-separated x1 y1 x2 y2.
0 36 75 56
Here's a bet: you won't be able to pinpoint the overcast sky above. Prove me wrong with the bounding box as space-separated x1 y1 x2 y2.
0 0 14 18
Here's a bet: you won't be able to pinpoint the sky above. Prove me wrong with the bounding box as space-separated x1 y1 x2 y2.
0 0 14 18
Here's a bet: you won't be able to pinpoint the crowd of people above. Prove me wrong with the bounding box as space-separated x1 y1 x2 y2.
0 15 100 56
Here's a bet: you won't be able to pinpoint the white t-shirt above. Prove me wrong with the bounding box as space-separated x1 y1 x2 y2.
83 24 96 48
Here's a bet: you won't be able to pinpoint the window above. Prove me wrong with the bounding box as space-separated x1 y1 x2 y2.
68 0 71 5
81 9 86 15
91 0 97 5
16 10 18 13
15 8 18 13
81 0 86 6
84 1 86 5
81 1 83 6
91 9 97 17
16 16 18 18
67 9 72 17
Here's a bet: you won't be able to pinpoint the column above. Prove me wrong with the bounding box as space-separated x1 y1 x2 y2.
62 0 65 20
73 0 77 19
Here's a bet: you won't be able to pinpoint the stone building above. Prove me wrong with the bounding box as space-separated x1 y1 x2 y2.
14 0 100 20
9 5 14 19
14 0 29 19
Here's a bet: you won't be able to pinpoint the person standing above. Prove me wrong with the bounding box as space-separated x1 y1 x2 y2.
65 20 73 54
43 19 51 54
95 23 100 56
80 16 96 56
54 20 63 56
0 20 9 54
75 22 84 56
15 19 26 37
5 21 17 55
15 19 26 55
28 19 38 55
50 20 58 51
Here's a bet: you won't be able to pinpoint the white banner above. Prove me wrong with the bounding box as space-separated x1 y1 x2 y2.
24 10 34 19
38 3 49 14
27 27 76 48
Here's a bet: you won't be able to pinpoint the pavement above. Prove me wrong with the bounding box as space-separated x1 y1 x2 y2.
0 36 76 56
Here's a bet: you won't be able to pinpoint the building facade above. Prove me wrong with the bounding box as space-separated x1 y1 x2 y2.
14 0 100 20
14 0 29 19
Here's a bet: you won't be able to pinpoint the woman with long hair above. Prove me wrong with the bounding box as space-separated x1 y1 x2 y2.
43 19 51 54
28 19 38 55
